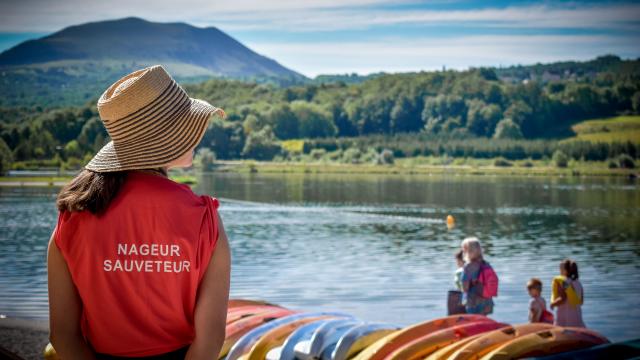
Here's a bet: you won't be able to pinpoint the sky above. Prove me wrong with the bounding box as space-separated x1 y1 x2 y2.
0 0 639 77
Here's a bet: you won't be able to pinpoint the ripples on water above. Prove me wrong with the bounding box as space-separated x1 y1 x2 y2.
1 173 639 341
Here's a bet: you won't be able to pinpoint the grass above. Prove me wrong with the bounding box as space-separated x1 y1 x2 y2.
219 158 636 177
0 174 198 186
567 115 640 143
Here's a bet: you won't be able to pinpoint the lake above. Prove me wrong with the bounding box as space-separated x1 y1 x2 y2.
1 172 639 342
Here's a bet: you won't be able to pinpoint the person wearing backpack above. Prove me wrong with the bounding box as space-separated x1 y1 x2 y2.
460 237 497 315
527 278 554 324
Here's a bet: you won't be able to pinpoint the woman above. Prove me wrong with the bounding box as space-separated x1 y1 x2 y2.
47 65 231 359
460 237 494 315
550 259 585 327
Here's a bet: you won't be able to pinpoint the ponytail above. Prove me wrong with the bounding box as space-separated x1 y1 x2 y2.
560 259 579 280
569 261 579 280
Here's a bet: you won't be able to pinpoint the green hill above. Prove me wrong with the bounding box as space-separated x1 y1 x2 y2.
0 17 305 107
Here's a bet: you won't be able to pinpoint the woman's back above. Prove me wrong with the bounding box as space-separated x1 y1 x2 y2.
53 171 221 356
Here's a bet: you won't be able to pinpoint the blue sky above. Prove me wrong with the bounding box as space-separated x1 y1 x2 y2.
0 0 639 76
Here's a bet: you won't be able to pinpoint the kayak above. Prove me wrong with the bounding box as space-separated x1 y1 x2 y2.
307 319 364 360
332 323 399 360
222 308 296 358
352 314 493 360
227 312 350 360
227 305 287 324
229 299 275 309
244 315 333 360
276 318 350 360
385 321 509 360
424 333 485 360
527 337 640 360
448 323 556 360
480 327 609 360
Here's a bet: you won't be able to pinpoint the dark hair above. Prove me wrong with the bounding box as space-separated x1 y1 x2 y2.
56 167 167 216
560 259 579 280
455 250 464 262
527 278 542 292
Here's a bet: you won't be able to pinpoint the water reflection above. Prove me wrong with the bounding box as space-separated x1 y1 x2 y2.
0 173 638 341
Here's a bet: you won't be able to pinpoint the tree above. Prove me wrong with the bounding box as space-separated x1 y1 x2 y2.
422 95 467 133
195 148 216 171
503 101 533 126
64 140 83 158
291 101 337 138
390 95 422 133
242 126 281 160
493 118 524 139
552 150 569 168
0 137 13 175
200 119 245 160
267 104 299 139
466 100 501 137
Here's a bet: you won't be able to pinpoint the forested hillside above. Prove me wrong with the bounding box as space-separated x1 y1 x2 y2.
0 56 639 173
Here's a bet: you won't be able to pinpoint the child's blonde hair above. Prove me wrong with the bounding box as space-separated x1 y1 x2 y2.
461 237 483 262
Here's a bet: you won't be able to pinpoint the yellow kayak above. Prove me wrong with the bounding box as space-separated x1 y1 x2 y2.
480 327 609 360
448 323 556 360
244 316 332 360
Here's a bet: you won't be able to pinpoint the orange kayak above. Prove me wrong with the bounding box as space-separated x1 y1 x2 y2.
480 327 609 360
449 323 556 360
229 299 276 309
385 321 509 360
424 333 485 360
221 308 296 359
227 305 286 324
352 314 493 360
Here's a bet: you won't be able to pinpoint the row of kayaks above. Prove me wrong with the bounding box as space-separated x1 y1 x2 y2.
223 299 633 360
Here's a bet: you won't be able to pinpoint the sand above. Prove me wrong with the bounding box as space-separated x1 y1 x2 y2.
0 317 49 360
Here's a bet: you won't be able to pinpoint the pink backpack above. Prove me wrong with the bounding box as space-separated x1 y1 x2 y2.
478 262 499 298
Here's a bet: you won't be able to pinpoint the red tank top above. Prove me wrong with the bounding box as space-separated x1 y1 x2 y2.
53 171 220 356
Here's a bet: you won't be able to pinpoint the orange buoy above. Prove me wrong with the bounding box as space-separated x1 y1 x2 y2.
447 215 455 229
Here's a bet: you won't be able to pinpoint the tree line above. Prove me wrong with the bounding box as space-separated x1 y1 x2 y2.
1 55 639 173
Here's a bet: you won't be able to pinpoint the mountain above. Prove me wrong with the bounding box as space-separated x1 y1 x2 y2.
0 17 305 107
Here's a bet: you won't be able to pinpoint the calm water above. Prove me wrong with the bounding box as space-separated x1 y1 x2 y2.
1 173 639 342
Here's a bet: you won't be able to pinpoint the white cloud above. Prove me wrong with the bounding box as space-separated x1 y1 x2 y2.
1 1 639 33
246 35 640 77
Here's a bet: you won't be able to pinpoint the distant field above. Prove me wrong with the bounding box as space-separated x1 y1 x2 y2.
568 115 640 143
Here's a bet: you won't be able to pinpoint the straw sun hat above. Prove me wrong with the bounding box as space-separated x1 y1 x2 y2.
85 65 224 172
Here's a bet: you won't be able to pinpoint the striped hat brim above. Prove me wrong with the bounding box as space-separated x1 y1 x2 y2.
85 98 221 172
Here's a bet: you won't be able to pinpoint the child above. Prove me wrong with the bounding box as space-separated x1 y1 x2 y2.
527 278 553 323
551 259 585 327
447 250 466 315
454 250 464 291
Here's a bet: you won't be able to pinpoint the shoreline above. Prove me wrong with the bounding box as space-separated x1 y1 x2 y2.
0 317 49 360
0 161 637 187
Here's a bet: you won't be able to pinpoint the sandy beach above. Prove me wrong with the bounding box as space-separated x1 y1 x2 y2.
0 317 49 360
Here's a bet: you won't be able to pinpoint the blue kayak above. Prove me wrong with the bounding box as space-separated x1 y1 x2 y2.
307 318 364 360
226 312 350 360
332 322 400 360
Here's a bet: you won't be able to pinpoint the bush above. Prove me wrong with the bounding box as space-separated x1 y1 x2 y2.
618 154 636 169
196 148 216 171
494 157 513 167
552 150 569 168
521 159 534 167
378 149 395 164
241 126 281 160
309 148 326 160
342 148 362 164
608 159 619 169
